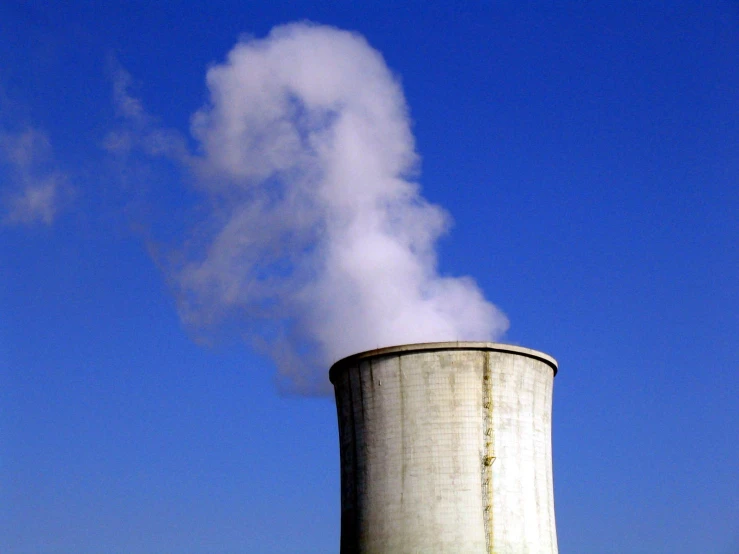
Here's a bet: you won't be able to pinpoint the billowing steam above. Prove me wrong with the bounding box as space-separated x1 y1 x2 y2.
120 23 509 392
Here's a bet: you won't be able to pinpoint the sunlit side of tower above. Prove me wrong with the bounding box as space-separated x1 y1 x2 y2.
330 342 558 554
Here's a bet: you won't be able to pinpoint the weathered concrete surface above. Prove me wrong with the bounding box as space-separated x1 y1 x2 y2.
330 342 558 554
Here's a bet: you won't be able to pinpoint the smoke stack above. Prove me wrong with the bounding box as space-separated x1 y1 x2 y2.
330 342 558 553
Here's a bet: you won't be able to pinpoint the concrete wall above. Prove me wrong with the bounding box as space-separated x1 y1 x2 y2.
330 342 558 554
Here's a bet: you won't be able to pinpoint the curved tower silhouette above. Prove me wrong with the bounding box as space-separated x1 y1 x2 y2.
330 342 558 554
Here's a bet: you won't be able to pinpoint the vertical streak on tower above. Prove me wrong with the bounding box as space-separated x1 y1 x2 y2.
330 342 558 554
482 350 494 553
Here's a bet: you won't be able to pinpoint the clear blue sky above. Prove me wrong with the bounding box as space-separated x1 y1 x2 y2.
1 2 737 553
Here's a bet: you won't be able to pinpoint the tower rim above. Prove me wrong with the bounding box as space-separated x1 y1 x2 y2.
329 341 558 383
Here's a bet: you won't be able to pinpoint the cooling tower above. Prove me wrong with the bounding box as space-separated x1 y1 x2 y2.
329 342 558 554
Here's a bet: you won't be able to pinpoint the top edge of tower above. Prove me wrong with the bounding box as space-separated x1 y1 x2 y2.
328 341 558 383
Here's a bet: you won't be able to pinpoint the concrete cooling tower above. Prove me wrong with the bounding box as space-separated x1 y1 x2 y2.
329 342 558 554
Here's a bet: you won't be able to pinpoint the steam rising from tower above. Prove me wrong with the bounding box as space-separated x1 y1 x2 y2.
169 23 508 390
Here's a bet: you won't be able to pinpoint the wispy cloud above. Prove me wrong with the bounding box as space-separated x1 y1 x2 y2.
104 61 190 162
0 126 69 226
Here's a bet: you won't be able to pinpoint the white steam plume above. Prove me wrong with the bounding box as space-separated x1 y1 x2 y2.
124 23 509 392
